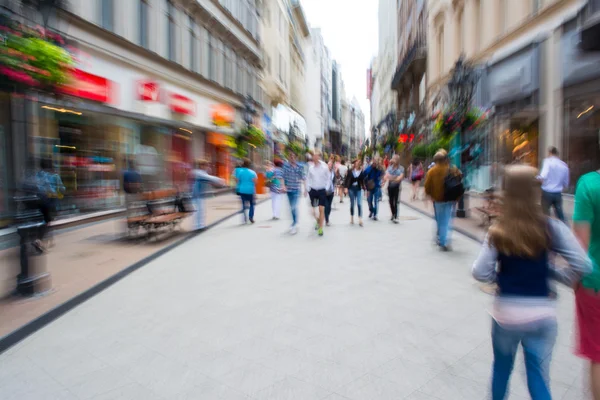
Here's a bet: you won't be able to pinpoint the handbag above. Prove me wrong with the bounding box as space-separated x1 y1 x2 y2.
366 179 375 191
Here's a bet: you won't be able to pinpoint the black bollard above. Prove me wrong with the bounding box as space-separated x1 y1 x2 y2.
456 193 468 218
13 195 51 296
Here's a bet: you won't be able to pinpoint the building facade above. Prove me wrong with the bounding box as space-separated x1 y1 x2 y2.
391 0 427 141
427 0 594 192
0 0 264 219
373 0 398 131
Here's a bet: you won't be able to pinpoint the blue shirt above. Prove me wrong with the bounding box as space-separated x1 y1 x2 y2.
364 165 383 188
235 167 257 195
283 161 305 192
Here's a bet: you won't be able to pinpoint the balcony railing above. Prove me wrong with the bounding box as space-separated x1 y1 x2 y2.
391 31 426 90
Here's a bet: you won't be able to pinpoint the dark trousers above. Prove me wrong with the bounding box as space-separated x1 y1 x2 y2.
388 186 400 219
541 191 566 223
325 192 334 223
240 193 255 222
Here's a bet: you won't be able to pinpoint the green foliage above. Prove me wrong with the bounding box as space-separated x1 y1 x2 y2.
395 141 405 154
0 20 73 88
287 141 303 157
241 125 267 148
411 135 453 159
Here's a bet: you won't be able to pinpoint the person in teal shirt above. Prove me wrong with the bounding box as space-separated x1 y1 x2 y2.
573 170 600 398
233 158 257 224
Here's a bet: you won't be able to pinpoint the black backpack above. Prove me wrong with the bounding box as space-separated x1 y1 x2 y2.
444 170 465 202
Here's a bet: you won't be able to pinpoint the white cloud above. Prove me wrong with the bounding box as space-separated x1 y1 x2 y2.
300 0 378 137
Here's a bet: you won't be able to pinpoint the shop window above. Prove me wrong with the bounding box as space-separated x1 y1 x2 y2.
100 0 114 32
564 97 600 193
139 0 149 49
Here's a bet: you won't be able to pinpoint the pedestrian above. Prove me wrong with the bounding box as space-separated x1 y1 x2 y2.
282 152 305 235
539 146 569 223
384 155 404 223
306 151 330 236
336 158 348 204
191 159 225 230
572 169 600 399
409 159 424 201
266 159 286 220
123 159 143 195
364 157 384 221
35 158 65 251
383 155 389 170
472 165 591 400
424 150 461 251
345 159 365 226
233 158 257 224
325 159 336 226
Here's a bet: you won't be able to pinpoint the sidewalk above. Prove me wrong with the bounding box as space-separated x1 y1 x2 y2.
0 197 586 399
399 182 574 243
0 193 267 339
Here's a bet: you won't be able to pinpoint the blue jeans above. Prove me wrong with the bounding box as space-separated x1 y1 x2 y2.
287 191 300 226
348 187 362 217
433 201 454 246
491 318 557 400
368 187 381 216
541 191 566 223
240 193 255 222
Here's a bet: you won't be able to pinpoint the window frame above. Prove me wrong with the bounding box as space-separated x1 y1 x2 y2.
100 0 114 32
139 0 149 49
167 0 176 62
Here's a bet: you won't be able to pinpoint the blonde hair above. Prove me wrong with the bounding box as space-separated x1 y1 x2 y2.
488 165 548 258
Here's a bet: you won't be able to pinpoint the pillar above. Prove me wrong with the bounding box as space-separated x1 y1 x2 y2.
539 26 563 167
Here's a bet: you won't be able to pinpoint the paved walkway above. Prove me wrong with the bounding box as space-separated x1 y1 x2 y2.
0 194 266 338
0 196 589 399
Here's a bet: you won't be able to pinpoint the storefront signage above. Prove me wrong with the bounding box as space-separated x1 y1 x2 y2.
170 93 195 115
138 80 160 101
60 69 112 103
211 104 235 127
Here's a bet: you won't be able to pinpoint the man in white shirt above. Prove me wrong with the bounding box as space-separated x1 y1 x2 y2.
539 146 569 223
306 152 330 236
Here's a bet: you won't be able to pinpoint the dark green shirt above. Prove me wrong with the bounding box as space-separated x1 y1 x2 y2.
573 171 600 290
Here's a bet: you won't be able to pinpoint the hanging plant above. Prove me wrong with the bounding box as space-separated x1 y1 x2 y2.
240 125 267 148
432 107 489 137
0 19 73 89
287 141 303 157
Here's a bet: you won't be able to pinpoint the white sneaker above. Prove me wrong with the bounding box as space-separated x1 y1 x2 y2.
289 226 298 235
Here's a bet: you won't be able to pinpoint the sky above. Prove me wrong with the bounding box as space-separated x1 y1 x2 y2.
300 0 378 138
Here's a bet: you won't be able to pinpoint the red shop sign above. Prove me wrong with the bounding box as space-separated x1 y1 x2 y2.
398 134 415 143
138 80 160 101
169 93 195 115
60 69 112 103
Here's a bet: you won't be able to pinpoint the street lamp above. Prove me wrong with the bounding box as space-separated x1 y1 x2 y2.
447 55 480 218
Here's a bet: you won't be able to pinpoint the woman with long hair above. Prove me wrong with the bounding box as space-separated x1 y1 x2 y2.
472 165 591 400
344 159 365 226
409 159 424 201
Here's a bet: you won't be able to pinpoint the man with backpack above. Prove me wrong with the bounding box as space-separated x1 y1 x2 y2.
424 150 463 251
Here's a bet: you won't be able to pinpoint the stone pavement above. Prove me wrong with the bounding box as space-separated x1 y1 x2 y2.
0 193 266 338
0 196 589 399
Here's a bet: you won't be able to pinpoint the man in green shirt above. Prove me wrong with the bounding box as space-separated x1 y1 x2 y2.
573 171 600 399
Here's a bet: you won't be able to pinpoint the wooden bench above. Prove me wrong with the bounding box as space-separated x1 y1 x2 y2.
126 189 194 239
475 191 502 227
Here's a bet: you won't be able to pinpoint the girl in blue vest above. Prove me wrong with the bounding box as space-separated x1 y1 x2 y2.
472 165 592 400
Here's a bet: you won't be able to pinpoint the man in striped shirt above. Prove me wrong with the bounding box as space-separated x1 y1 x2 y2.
283 152 306 235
